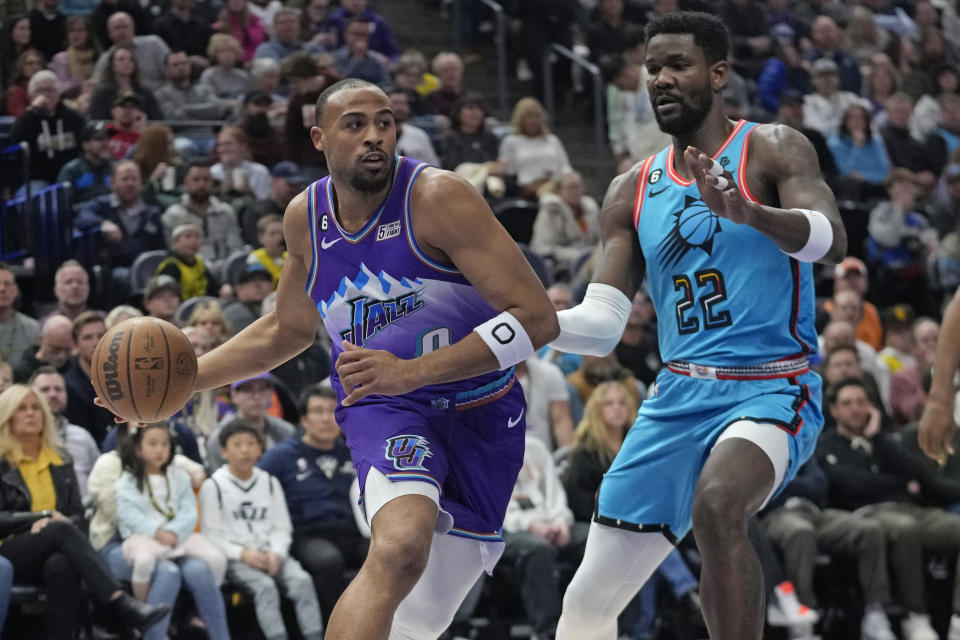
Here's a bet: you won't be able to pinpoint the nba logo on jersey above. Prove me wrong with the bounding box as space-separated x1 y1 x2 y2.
385 435 433 471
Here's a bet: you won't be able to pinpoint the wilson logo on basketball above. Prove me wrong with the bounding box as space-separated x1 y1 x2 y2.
134 357 164 370
102 331 125 401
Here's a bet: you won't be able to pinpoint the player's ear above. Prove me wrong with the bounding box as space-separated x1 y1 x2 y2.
310 126 325 152
710 59 729 93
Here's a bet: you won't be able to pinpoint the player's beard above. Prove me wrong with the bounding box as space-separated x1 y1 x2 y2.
349 155 395 193
652 82 714 136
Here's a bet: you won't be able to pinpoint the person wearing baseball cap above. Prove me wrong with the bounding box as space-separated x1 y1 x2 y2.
106 90 147 160
239 161 305 245
56 121 115 206
803 57 861 138
222 263 273 332
142 274 182 324
822 257 883 350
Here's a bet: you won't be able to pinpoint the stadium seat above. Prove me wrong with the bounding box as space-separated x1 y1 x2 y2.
493 199 539 245
129 250 169 294
222 251 249 287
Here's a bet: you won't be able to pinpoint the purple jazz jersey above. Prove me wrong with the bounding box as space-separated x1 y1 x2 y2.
304 156 527 541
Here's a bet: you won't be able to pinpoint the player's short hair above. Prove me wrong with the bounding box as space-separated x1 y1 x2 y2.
314 78 382 126
298 383 336 416
645 11 730 65
827 377 867 405
219 419 265 450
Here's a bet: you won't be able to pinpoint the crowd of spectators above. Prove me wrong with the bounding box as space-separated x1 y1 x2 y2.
0 0 960 638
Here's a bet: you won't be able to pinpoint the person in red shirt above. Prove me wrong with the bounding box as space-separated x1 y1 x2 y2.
106 90 145 160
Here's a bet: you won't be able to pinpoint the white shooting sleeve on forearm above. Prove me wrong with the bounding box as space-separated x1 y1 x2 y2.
550 283 633 356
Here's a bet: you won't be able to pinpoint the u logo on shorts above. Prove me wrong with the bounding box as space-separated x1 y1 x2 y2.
385 435 432 471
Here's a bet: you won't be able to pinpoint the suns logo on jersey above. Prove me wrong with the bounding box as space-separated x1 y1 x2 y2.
385 435 432 471
656 195 722 269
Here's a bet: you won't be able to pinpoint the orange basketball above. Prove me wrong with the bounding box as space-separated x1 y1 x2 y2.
90 317 197 423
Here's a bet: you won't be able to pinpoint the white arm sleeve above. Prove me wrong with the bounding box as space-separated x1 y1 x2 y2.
550 283 632 356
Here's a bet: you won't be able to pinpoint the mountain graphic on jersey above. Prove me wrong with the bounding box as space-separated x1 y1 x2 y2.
319 263 426 347
656 195 723 269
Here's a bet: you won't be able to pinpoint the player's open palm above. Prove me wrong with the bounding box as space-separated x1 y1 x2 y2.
336 341 420 406
683 146 760 226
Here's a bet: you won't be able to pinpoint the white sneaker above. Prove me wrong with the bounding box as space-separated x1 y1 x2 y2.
768 602 820 627
860 607 897 640
948 613 960 640
768 581 820 627
902 612 939 640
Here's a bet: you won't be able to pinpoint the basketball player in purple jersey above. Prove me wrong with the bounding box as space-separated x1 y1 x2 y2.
547 13 847 640
189 79 556 640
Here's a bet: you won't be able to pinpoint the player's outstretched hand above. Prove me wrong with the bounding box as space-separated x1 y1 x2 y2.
918 397 956 463
336 341 420 407
683 146 761 225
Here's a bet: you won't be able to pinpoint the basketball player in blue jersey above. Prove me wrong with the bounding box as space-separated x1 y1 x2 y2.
130 79 557 639
550 13 847 640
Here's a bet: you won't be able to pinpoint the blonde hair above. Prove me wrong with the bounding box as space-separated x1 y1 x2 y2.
207 33 243 62
571 381 637 467
105 304 143 329
0 385 61 463
187 301 233 343
510 97 549 137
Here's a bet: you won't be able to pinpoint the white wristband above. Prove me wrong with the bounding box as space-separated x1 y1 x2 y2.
474 311 535 370
786 209 833 262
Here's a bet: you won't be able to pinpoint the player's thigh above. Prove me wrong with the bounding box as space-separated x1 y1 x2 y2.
596 404 714 541
562 523 674 620
389 533 489 640
693 429 785 528
338 399 449 518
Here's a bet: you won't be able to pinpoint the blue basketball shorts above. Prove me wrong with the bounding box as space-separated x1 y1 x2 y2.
596 369 823 543
334 379 527 543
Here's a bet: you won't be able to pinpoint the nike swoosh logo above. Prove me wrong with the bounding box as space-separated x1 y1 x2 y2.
507 409 524 429
648 187 668 198
320 237 342 249
296 471 314 481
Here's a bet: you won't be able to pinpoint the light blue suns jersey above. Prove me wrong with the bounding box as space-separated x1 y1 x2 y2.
634 120 817 367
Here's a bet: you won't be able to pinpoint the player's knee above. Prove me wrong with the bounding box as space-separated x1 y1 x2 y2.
691 481 749 540
367 530 431 588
